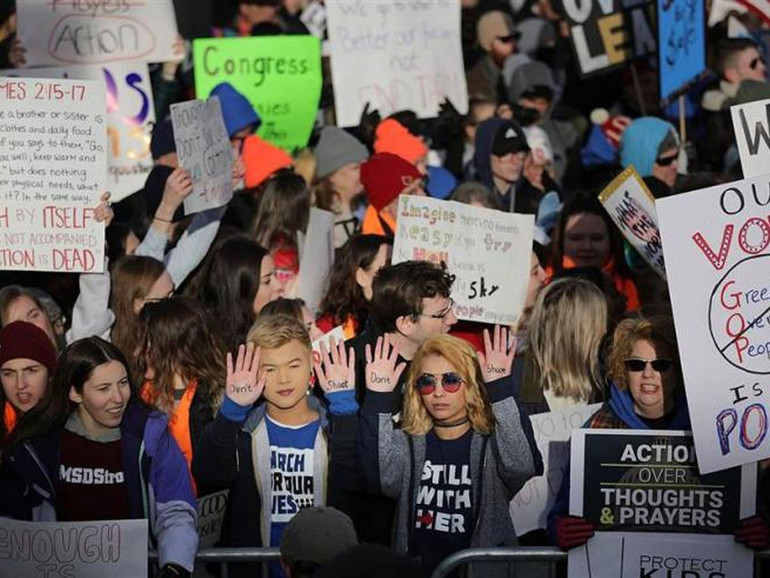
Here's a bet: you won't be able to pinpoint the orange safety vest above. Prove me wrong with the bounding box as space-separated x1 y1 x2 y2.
361 205 396 237
3 401 17 433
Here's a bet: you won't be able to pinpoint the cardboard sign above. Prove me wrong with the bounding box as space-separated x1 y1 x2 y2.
326 0 468 127
731 97 770 179
197 489 229 549
392 195 534 325
569 430 756 532
170 97 234 215
510 404 601 536
2 62 155 201
0 518 148 577
297 207 336 314
656 0 705 103
598 166 666 279
193 36 322 152
569 531 754 578
559 0 656 76
17 0 179 67
658 177 770 472
0 77 106 273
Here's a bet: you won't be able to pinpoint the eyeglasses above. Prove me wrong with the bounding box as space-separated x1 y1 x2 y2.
415 372 464 395
496 34 518 44
624 358 674 373
419 298 454 320
751 57 766 70
655 154 678 167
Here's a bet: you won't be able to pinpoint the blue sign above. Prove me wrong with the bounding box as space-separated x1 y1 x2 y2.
657 0 706 103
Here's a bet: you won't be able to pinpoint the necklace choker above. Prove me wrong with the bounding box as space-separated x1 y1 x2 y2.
434 417 470 428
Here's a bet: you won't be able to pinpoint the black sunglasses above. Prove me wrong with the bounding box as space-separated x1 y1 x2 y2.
415 372 464 395
751 57 766 70
624 358 673 373
655 154 678 167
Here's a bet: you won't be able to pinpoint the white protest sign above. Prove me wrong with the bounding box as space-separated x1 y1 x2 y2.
326 0 468 127
731 98 770 179
393 195 534 325
0 77 106 273
198 489 229 549
510 404 600 536
170 97 234 215
2 62 155 201
297 207 336 314
658 176 770 473
0 518 148 577
569 532 753 578
16 0 179 67
598 166 665 279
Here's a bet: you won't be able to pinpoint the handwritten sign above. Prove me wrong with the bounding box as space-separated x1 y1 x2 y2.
569 531 754 578
197 490 229 549
16 0 179 67
0 518 148 577
193 36 322 152
598 166 665 279
559 0 656 76
0 77 106 273
170 97 233 215
2 62 155 201
731 98 770 179
326 0 468 127
657 0 705 102
393 195 534 325
297 208 336 314
510 404 601 536
658 176 770 472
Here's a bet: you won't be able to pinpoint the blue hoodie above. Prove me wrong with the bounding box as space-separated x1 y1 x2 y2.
619 117 678 178
211 82 261 138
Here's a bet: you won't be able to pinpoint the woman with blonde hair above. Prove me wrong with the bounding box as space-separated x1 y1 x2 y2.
358 329 539 573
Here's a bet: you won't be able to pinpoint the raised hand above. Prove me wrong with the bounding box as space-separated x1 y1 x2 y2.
478 325 516 383
161 167 194 210
94 191 114 228
225 343 265 407
313 337 355 395
8 37 26 68
365 334 406 393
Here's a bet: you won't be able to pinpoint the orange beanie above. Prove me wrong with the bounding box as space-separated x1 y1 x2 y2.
373 119 428 165
243 135 293 189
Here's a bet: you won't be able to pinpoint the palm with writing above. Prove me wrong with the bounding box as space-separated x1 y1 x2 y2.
314 337 356 394
365 335 406 393
478 325 516 383
225 343 265 407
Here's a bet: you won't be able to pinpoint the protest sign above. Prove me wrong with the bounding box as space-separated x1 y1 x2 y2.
510 404 601 536
2 62 155 201
658 176 770 472
170 97 234 215
0 518 148 577
569 430 756 532
198 490 229 549
326 0 468 127
0 77 106 273
297 208 336 314
16 0 179 67
656 0 706 103
569 531 754 578
731 97 770 179
598 166 665 279
558 0 656 76
393 195 534 325
193 36 322 152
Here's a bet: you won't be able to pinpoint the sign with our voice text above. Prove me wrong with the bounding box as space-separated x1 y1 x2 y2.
731 98 770 179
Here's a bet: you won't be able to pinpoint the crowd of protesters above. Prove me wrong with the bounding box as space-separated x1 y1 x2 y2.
1 0 770 576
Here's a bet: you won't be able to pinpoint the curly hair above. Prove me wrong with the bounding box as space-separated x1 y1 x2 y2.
606 314 680 392
401 335 494 436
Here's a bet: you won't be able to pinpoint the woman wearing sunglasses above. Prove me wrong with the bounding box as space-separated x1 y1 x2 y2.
358 328 538 574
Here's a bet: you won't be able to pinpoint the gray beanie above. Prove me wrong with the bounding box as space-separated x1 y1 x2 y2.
315 127 369 179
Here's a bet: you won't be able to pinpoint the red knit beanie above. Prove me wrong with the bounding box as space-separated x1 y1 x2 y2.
361 153 422 211
373 119 428 165
243 135 293 189
0 321 57 374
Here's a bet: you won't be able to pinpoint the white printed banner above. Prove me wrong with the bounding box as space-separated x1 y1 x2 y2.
658 176 770 472
326 0 468 127
731 98 770 179
599 166 665 279
0 518 148 577
393 195 534 325
0 77 106 273
17 0 179 67
2 62 155 201
170 97 234 215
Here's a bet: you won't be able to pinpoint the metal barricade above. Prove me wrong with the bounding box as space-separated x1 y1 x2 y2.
431 546 565 578
149 547 281 578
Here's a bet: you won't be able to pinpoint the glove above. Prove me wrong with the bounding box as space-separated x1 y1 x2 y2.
735 516 770 549
157 563 191 578
555 516 595 550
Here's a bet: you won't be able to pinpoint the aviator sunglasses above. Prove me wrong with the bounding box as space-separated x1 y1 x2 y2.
415 372 464 395
624 358 673 373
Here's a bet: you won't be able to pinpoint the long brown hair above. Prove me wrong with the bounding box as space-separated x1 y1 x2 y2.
251 169 311 251
137 297 226 415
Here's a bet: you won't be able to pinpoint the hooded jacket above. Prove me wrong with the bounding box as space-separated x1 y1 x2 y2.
619 117 678 178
